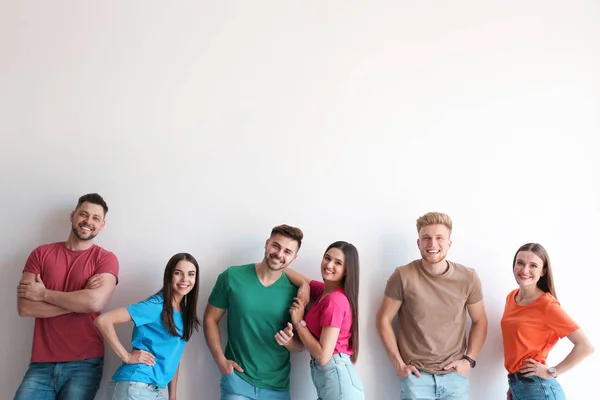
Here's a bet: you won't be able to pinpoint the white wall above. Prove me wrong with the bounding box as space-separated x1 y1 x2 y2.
1 1 598 399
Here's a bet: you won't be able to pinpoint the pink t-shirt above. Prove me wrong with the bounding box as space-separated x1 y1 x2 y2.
23 242 119 362
304 280 353 356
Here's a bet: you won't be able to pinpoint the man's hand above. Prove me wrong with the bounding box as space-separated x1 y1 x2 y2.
275 322 295 346
217 357 244 375
85 274 104 290
442 358 471 377
506 388 512 400
125 349 155 366
396 362 421 379
17 274 47 301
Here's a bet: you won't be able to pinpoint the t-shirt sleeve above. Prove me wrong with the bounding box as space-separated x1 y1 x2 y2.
126 295 163 326
384 268 403 301
310 280 324 301
208 269 229 309
545 300 579 338
23 246 43 275
320 294 348 329
467 269 484 304
96 250 119 284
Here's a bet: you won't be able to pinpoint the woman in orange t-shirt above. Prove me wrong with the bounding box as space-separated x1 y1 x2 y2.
501 243 594 400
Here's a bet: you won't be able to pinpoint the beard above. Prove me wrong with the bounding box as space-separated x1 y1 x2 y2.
265 254 289 271
72 224 97 241
420 249 447 265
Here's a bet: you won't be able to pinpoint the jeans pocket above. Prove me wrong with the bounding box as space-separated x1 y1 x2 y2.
344 364 364 391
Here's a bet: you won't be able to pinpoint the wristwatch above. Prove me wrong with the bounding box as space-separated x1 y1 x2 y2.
548 366 558 378
295 320 307 329
462 355 476 368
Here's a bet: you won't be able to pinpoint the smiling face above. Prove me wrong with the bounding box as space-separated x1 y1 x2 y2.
321 247 346 283
417 224 452 265
263 234 299 272
70 201 106 241
513 250 546 289
171 260 197 298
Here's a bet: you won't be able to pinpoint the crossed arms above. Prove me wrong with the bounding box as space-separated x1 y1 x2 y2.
17 271 117 317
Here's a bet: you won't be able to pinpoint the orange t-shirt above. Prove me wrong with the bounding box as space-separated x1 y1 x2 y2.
501 289 579 373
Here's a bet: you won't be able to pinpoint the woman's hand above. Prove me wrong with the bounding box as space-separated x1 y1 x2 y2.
125 349 156 366
519 358 552 379
289 297 305 325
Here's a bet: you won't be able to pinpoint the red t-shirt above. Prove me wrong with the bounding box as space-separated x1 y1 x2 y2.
23 242 119 362
304 280 353 356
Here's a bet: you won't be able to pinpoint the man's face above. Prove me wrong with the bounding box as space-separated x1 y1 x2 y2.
417 224 452 265
263 234 299 271
70 202 105 241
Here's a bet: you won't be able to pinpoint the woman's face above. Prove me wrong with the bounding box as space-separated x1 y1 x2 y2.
321 247 346 283
513 251 545 288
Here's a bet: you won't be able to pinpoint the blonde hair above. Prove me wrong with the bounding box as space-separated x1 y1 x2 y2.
416 212 453 234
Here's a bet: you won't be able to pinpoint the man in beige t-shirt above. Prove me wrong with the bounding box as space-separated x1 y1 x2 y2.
376 212 488 400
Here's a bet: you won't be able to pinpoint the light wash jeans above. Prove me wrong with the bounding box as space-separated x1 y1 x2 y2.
13 357 104 400
400 371 469 400
310 353 364 400
508 373 566 400
106 381 166 400
220 372 290 400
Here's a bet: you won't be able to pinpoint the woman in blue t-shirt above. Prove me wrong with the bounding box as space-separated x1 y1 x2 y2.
95 253 200 400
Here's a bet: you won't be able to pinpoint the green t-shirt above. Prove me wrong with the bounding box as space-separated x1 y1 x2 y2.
208 264 297 392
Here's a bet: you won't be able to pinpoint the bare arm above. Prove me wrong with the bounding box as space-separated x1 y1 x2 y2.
94 307 155 366
283 269 311 305
296 325 339 366
376 295 405 368
168 364 180 400
555 329 595 376
465 300 488 360
17 272 71 318
43 273 117 313
376 295 420 378
18 272 117 313
203 304 244 374
283 269 311 287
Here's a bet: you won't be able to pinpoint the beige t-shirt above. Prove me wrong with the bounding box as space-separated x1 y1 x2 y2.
384 259 483 374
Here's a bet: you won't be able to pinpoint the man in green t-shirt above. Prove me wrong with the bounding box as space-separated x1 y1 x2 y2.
204 224 308 400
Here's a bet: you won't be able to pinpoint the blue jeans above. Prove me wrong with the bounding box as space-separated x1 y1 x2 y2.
221 372 290 400
508 373 566 400
106 381 166 400
310 353 364 400
400 371 469 400
14 357 104 400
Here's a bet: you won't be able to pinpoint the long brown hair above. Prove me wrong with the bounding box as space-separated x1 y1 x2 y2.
512 243 557 299
159 253 201 340
325 241 360 363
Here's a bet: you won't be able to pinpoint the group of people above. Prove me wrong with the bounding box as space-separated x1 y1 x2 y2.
14 193 594 400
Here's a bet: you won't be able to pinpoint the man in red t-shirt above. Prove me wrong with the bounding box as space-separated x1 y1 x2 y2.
15 193 119 400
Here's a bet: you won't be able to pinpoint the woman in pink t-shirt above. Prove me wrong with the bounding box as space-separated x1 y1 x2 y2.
285 241 364 400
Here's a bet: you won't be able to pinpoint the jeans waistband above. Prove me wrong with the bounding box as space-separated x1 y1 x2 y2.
507 372 536 383
310 353 351 367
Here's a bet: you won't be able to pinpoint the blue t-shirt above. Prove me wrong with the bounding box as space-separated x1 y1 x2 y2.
111 294 186 388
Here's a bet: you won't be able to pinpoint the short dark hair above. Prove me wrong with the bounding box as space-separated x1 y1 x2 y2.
76 193 109 217
270 224 304 250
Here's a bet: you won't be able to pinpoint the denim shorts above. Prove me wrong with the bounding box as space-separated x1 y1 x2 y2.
220 372 290 400
14 357 104 400
508 372 566 400
400 370 469 400
106 381 166 400
310 353 364 400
